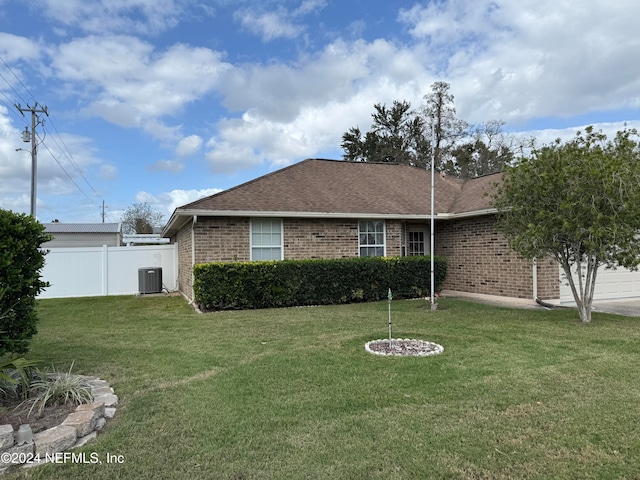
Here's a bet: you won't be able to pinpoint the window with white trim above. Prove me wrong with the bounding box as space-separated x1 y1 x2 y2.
359 220 385 257
251 218 283 260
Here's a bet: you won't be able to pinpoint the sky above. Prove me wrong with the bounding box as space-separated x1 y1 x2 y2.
1 0 640 225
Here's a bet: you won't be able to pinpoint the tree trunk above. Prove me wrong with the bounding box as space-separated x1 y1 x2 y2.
559 255 596 323
577 301 592 323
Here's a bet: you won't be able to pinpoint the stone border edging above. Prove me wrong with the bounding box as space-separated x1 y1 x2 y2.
365 338 445 356
0 375 118 473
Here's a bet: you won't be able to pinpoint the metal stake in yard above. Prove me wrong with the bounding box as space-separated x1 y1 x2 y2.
388 288 393 348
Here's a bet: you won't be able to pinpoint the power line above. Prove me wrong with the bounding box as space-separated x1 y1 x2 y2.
0 94 28 124
42 121 102 201
0 54 34 105
38 133 101 208
0 55 36 128
2 54 106 217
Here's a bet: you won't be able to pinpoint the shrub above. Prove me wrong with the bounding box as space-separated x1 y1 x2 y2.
0 210 51 356
194 256 447 311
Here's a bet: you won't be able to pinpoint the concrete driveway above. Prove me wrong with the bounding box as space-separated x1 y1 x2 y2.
442 290 640 317
591 298 640 317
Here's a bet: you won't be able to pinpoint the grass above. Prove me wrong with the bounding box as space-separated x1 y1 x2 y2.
8 295 640 479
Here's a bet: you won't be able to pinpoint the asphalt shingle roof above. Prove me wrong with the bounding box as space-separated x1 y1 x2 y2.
183 159 500 215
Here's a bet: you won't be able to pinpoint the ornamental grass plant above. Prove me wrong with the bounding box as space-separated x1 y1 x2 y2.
23 363 93 417
7 295 640 480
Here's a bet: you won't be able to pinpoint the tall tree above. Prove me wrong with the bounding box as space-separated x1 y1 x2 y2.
341 100 430 168
491 127 640 322
421 81 469 172
121 202 164 234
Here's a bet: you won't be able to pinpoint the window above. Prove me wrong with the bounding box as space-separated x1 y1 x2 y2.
251 218 283 260
407 227 429 256
359 220 385 257
408 231 426 256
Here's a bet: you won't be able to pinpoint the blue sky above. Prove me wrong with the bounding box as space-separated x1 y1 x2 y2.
1 0 640 224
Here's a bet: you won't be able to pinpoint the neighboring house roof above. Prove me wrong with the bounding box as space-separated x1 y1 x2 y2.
42 222 122 233
163 159 501 237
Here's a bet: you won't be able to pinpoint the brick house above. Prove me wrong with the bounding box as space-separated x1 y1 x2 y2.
162 158 559 302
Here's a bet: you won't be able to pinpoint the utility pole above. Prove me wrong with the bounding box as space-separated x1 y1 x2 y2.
16 102 48 217
101 200 106 223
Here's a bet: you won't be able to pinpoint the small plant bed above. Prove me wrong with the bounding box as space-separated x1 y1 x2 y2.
365 338 444 356
0 364 93 433
0 399 76 433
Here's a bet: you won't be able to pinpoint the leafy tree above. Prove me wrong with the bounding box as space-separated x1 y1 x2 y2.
121 202 164 234
0 209 51 355
491 127 640 322
451 121 515 178
341 100 430 168
342 82 514 177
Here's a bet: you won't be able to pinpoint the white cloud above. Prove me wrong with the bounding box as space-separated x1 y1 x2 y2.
32 0 189 36
234 0 327 42
148 159 186 173
99 164 118 180
51 36 232 142
235 10 302 42
175 135 202 157
399 0 640 125
0 193 30 214
0 33 42 63
205 38 433 173
0 109 30 194
205 134 264 174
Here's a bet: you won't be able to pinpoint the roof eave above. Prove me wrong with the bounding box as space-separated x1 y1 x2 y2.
161 211 193 238
162 207 498 237
437 208 498 219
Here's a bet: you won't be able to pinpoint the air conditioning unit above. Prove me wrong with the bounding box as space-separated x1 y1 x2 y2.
138 267 162 294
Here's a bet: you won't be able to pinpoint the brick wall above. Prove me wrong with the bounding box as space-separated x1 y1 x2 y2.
283 218 358 259
176 214 559 301
282 218 403 259
535 257 560 299
435 215 559 299
385 220 403 257
174 217 250 299
174 224 193 300
194 217 250 263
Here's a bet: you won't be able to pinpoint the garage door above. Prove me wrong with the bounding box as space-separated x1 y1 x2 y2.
559 265 640 303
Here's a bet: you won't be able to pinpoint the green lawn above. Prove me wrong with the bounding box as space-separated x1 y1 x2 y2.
9 295 640 479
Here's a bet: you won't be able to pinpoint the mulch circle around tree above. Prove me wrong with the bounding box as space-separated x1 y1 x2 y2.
365 339 444 357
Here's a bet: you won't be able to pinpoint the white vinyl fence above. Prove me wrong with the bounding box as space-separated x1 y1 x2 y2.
38 244 178 299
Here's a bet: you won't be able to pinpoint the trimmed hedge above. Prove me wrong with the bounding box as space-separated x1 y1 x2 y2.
193 256 447 311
